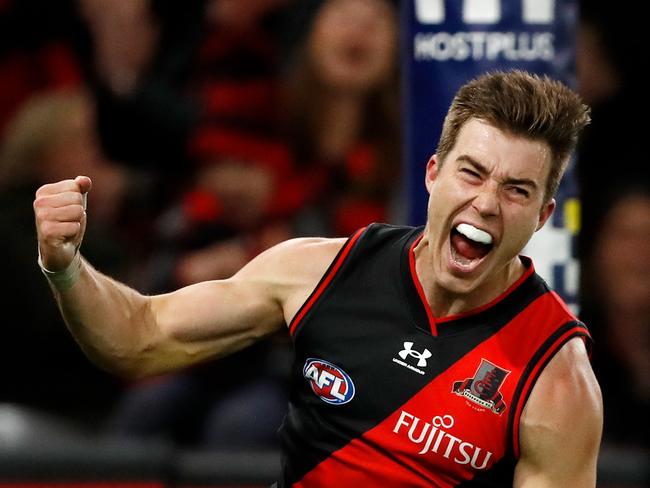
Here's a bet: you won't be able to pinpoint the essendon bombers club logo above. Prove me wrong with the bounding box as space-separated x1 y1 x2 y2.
453 359 510 415
303 358 355 405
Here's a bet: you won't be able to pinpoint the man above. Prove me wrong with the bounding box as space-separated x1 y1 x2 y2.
34 70 602 486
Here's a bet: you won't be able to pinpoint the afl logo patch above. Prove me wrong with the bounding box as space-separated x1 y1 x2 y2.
303 358 355 405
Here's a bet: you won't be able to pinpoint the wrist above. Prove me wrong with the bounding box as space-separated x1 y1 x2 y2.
38 250 83 291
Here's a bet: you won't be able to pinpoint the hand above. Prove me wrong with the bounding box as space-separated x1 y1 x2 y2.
34 176 92 271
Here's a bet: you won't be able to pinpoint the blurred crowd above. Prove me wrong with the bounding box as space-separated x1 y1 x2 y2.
0 0 647 453
576 1 649 449
0 0 401 449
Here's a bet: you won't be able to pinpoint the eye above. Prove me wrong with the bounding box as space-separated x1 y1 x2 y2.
460 167 481 179
510 187 530 198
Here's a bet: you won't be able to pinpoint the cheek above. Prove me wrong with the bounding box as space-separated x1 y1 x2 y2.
427 180 464 223
502 214 539 252
426 192 455 242
435 176 469 203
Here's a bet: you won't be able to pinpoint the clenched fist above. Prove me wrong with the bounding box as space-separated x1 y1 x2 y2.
34 176 92 272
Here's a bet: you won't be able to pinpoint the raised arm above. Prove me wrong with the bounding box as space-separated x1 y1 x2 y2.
514 337 603 487
34 176 343 378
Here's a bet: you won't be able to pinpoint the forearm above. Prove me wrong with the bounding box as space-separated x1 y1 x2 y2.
47 255 157 377
34 177 293 379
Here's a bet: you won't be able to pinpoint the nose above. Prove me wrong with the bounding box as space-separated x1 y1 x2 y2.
472 184 500 217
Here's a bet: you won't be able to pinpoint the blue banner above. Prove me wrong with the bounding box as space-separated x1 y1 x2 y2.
402 0 580 307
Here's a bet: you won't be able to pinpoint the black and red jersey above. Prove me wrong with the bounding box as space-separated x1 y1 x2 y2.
280 224 591 487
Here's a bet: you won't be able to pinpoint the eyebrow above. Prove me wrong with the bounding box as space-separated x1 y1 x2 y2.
456 155 539 190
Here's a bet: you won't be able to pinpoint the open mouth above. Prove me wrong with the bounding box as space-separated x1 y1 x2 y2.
450 223 494 269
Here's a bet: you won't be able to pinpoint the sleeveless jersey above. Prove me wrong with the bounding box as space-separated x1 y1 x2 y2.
279 224 591 487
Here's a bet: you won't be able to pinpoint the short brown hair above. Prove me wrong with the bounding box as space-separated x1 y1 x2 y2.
436 70 591 201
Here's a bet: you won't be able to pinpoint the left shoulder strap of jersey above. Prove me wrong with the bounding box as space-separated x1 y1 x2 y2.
508 317 592 459
288 226 367 336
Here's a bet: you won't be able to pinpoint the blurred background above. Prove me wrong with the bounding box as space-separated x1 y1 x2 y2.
0 0 647 486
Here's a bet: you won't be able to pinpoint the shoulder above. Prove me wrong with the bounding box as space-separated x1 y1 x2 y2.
242 236 348 280
515 337 603 486
522 337 602 433
523 337 601 423
260 223 411 290
234 236 349 323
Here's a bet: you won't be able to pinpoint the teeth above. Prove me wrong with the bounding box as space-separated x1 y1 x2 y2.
456 223 493 245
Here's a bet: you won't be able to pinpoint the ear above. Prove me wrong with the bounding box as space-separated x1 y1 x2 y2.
535 198 556 231
425 154 439 194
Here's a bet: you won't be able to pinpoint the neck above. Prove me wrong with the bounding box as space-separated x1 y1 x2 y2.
414 238 526 318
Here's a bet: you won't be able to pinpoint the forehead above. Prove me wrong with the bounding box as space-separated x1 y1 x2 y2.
449 119 551 181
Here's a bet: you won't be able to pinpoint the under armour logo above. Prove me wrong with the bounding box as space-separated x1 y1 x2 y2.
398 342 432 367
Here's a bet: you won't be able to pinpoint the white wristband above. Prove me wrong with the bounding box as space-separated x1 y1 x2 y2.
38 249 83 291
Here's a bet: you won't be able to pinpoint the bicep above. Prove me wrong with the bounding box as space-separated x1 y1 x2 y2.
140 237 342 376
514 338 603 487
143 274 284 375
154 277 284 343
